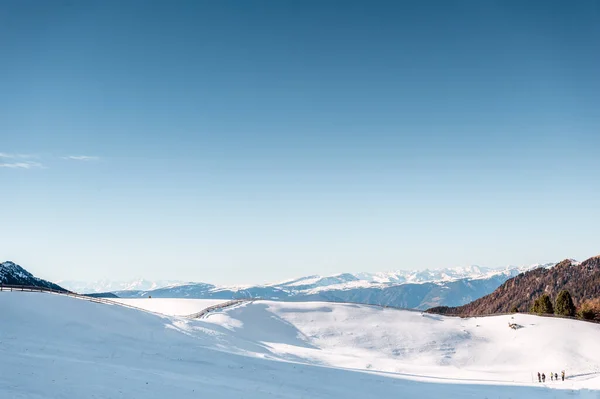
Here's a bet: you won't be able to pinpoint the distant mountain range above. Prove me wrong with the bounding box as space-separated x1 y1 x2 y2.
6 257 595 312
427 256 600 316
56 279 183 294
59 264 546 293
0 261 67 292
58 263 555 310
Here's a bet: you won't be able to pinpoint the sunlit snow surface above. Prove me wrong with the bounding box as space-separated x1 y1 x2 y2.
1 292 599 398
112 298 228 316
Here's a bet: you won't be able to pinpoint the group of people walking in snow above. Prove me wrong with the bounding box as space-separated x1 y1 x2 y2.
537 371 565 383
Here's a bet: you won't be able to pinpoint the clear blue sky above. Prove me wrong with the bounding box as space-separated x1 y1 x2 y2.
1 0 598 285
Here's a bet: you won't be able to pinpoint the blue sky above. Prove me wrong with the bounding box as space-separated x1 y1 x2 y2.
1 0 599 284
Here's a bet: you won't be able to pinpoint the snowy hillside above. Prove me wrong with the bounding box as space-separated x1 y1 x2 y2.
209 301 600 384
1 291 599 398
111 298 228 316
292 263 539 287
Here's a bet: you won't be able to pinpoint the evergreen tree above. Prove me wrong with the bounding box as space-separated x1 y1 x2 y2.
510 305 519 313
530 294 554 314
555 290 576 317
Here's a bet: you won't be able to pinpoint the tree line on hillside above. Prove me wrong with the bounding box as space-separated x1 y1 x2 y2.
426 256 600 317
512 290 600 321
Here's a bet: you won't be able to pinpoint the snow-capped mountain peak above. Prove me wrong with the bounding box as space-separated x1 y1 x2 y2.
56 278 184 294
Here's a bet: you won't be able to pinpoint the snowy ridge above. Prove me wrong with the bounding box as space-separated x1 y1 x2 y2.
336 262 555 286
0 261 35 282
56 278 185 293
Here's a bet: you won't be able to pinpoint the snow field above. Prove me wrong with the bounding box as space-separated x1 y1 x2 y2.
1 292 599 398
206 301 600 387
111 297 228 316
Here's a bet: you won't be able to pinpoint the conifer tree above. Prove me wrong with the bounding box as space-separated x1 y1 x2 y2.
555 290 576 317
530 294 554 314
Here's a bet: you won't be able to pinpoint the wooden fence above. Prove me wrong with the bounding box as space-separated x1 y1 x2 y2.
0 284 251 318
0 284 158 313
186 299 251 319
0 284 71 294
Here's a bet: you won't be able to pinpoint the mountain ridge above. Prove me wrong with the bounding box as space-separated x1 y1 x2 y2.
59 263 552 294
0 261 67 292
427 255 600 316
55 278 184 294
3 259 569 310
97 263 554 309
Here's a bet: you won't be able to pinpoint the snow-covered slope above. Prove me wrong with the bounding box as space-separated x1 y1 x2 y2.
208 301 600 385
1 292 599 398
111 298 228 316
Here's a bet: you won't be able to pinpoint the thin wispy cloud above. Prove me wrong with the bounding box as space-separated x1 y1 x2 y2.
0 152 38 159
0 161 44 169
0 153 43 169
0 152 101 169
62 155 100 161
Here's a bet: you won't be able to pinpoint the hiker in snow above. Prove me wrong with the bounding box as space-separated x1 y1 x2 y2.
561 371 565 381
537 372 541 383
550 373 553 381
555 373 558 381
542 373 546 382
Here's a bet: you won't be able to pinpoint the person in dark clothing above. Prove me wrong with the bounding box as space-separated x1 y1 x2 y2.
555 373 558 381
542 373 546 382
538 372 541 383
562 371 565 381
551 373 554 381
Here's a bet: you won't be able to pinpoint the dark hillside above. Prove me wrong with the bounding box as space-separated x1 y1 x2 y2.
84 292 120 298
428 256 600 316
0 261 68 292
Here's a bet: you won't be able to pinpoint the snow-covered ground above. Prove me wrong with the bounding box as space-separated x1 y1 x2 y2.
112 298 228 316
1 292 599 398
207 301 600 387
